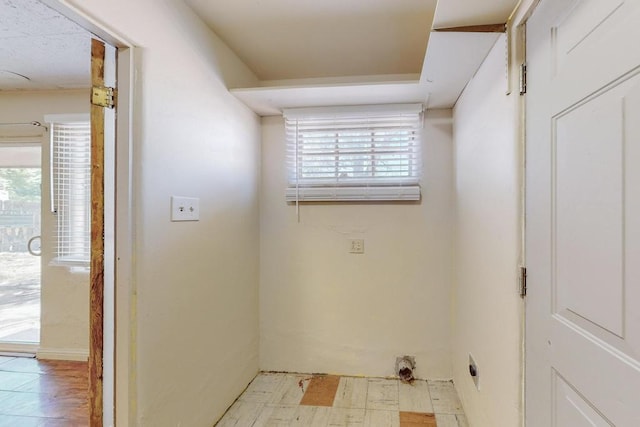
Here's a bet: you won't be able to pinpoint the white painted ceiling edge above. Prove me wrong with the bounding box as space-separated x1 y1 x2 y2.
232 81 430 117
421 32 501 109
0 0 516 112
185 0 438 80
212 0 518 116
232 32 501 116
432 0 518 29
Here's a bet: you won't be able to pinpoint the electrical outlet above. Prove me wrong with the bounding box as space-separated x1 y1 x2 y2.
349 239 364 254
171 196 200 221
469 353 480 390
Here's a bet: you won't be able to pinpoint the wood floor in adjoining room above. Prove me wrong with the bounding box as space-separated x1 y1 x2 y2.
216 373 468 427
0 356 88 426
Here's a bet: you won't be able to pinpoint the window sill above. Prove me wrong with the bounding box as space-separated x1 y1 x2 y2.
49 258 90 273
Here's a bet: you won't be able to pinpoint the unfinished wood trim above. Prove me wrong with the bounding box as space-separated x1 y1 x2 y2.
89 37 105 427
434 23 507 33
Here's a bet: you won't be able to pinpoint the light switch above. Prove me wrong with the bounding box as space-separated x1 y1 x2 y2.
171 196 200 221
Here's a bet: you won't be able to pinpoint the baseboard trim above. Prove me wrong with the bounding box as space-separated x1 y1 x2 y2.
37 347 89 361
0 342 38 356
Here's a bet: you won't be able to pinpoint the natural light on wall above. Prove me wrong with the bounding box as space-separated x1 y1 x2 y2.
45 114 91 267
284 104 423 202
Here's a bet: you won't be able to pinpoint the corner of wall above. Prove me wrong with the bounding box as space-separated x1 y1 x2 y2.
451 33 523 427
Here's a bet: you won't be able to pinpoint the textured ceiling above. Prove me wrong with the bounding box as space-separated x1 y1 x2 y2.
185 0 437 81
0 0 90 91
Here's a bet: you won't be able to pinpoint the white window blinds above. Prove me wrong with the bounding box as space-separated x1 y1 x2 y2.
47 115 91 266
284 104 423 201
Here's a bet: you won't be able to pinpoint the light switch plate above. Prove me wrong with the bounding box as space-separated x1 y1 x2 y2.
171 196 200 221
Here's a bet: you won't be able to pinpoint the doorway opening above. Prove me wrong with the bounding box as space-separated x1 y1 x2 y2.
0 143 42 347
0 0 135 423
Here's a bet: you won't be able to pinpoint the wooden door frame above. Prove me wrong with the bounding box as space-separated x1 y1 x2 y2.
90 38 106 426
41 2 137 425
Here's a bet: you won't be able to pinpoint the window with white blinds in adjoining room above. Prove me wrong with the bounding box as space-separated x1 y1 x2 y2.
284 104 423 202
45 114 91 267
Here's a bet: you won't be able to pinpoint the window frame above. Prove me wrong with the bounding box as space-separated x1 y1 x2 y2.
284 104 423 202
45 113 91 268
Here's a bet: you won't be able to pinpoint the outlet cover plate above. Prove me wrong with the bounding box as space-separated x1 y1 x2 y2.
171 196 200 221
349 239 364 254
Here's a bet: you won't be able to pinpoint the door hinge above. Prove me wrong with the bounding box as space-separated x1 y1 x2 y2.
519 266 527 297
519 63 527 95
91 86 116 109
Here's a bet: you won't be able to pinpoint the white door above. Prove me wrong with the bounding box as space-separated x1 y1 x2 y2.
526 0 640 426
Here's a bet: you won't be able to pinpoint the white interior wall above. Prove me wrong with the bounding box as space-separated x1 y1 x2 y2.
16 3 530 426
452 34 522 427
0 90 90 360
259 110 454 379
63 0 262 425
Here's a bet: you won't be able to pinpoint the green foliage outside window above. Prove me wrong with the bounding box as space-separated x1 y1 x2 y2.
0 169 41 202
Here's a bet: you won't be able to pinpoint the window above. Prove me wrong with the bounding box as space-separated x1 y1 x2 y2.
46 114 91 266
284 104 423 201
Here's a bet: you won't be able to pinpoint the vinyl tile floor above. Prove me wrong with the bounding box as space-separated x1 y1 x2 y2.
216 373 468 427
0 355 88 426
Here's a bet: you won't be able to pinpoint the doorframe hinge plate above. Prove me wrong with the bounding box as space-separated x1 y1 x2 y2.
519 266 527 297
519 63 527 95
91 86 116 109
